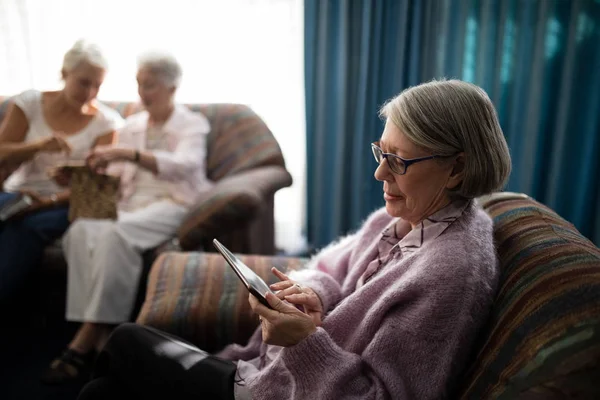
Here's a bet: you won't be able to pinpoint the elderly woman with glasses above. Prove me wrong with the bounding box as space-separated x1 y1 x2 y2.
77 79 511 400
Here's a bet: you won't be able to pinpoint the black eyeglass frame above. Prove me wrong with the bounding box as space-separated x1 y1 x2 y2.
371 142 445 175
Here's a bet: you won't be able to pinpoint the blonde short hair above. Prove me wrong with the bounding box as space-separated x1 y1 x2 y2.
62 39 108 72
380 79 512 198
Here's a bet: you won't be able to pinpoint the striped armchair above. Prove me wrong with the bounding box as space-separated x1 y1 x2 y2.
0 97 292 321
137 192 600 399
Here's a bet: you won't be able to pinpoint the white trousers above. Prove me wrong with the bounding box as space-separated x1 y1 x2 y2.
64 201 188 323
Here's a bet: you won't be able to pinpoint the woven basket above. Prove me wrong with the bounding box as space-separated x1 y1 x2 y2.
68 166 119 222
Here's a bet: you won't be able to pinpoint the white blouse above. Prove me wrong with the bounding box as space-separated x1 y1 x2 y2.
4 90 123 195
120 124 175 211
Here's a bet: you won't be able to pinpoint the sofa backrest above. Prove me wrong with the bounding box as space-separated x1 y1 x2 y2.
459 192 600 399
0 97 286 182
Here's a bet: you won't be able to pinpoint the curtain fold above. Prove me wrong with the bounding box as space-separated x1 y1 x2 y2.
305 0 600 249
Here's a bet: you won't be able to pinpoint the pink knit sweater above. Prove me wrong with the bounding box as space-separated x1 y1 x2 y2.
218 200 499 399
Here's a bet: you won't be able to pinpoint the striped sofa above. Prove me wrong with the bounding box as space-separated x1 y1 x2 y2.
0 97 292 321
136 192 600 399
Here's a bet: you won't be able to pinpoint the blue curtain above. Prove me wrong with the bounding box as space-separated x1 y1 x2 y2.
304 0 600 249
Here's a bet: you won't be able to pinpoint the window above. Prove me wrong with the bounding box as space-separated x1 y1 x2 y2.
0 0 306 252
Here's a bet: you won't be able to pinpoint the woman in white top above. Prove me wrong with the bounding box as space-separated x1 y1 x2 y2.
42 51 214 384
0 40 123 305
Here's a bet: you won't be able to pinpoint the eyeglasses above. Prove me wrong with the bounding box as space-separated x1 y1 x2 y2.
371 142 442 175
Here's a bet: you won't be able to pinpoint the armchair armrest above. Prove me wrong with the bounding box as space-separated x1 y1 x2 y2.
177 166 293 250
136 251 308 352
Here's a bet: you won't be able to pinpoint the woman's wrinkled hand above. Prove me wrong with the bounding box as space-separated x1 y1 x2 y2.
249 291 317 347
86 147 132 173
34 134 72 155
270 268 324 326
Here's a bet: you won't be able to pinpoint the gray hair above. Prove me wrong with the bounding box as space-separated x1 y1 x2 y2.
380 79 512 198
62 39 108 71
137 51 182 88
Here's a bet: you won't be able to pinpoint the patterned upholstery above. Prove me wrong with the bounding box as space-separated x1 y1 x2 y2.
136 251 308 352
138 192 600 397
177 165 288 250
457 193 600 399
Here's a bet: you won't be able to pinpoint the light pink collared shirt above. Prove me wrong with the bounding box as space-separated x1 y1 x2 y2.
108 105 214 207
356 198 472 288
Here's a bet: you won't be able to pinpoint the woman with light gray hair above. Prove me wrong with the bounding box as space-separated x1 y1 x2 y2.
76 79 511 399
42 51 214 384
0 39 122 306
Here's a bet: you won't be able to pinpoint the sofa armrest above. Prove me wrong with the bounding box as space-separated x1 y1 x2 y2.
177 166 293 250
136 251 308 352
228 165 293 197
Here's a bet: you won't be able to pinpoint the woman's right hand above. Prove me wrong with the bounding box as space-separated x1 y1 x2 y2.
270 268 325 326
34 134 72 155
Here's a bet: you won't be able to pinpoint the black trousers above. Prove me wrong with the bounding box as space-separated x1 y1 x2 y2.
77 323 237 400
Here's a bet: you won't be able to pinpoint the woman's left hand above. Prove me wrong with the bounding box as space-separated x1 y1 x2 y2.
249 291 317 347
86 148 132 172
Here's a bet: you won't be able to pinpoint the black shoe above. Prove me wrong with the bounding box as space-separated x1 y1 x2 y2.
41 348 96 385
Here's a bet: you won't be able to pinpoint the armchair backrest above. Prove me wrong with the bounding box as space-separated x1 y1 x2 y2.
459 193 600 399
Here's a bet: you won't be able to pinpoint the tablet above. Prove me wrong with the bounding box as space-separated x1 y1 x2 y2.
0 194 33 221
213 239 274 309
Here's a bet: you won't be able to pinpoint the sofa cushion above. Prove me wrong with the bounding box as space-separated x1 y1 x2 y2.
458 194 600 399
136 252 308 353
